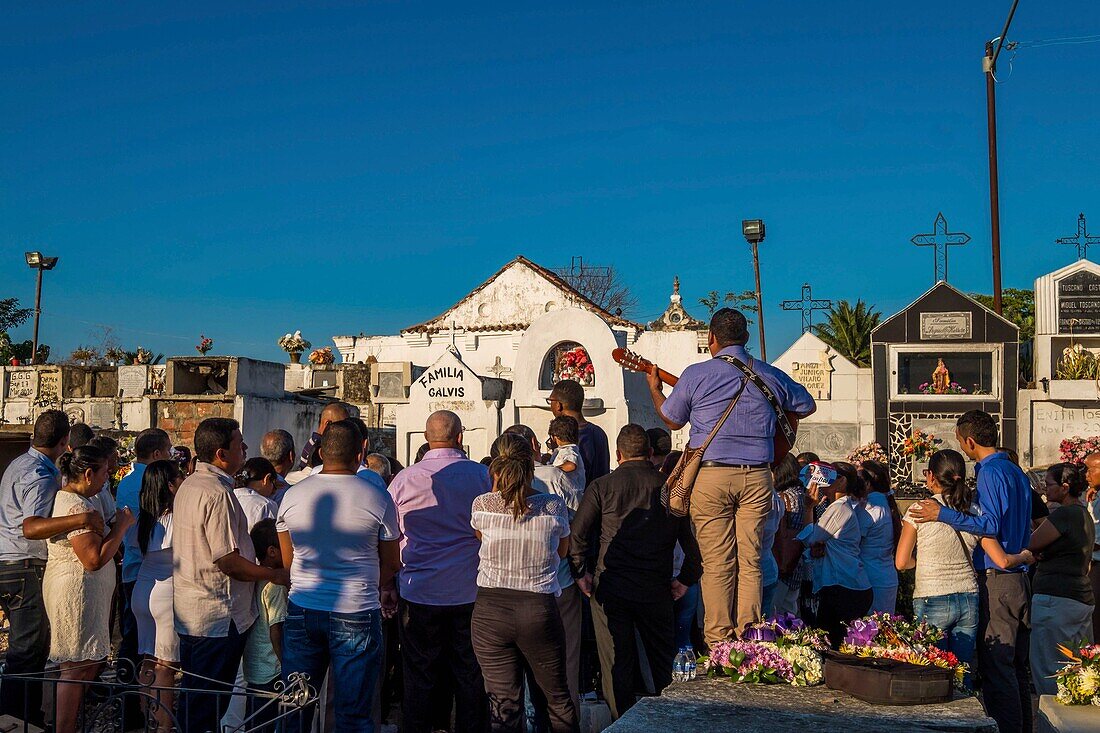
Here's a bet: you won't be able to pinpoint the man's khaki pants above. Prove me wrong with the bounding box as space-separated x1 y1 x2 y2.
691 466 772 647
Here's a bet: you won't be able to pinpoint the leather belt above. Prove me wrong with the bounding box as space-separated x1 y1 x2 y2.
700 461 769 469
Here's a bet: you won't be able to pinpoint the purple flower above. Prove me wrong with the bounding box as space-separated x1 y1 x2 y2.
843 618 879 647
743 626 778 642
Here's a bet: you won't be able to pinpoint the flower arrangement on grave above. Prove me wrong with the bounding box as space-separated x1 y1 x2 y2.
132 347 153 365
196 335 214 355
702 614 828 686
308 347 335 366
839 612 968 689
110 435 136 491
1056 343 1100 380
1060 436 1100 465
901 429 941 461
1054 643 1100 706
278 330 312 355
918 381 969 395
70 345 98 363
554 346 595 386
104 347 127 364
847 441 888 464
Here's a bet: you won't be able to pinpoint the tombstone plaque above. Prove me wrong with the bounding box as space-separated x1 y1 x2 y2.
1057 270 1100 334
36 371 61 406
88 402 116 429
919 312 973 340
118 366 148 398
791 358 832 400
7 370 34 400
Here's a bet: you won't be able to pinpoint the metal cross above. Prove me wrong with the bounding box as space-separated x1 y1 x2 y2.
910 212 971 284
1056 213 1100 261
781 283 833 334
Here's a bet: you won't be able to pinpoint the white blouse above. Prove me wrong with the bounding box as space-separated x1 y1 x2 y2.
797 496 871 593
471 491 570 596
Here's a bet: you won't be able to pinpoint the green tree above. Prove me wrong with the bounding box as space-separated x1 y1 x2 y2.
970 289 1034 382
699 290 758 324
969 289 1034 342
813 299 882 368
0 298 31 332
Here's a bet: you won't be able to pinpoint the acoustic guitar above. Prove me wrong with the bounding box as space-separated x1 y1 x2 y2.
612 347 800 464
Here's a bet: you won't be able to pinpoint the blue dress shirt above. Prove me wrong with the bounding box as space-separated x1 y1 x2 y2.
116 461 147 582
0 448 62 561
660 345 816 464
936 451 1032 572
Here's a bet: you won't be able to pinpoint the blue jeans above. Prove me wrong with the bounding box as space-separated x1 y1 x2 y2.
673 583 701 650
913 592 978 688
283 601 383 733
761 582 778 620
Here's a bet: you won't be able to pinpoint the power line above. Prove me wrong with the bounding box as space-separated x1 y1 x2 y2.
1009 33 1100 49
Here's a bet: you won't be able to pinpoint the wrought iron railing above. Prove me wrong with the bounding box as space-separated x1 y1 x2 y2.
0 656 318 732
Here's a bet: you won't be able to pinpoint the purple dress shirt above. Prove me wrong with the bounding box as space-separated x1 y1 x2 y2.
660 345 816 464
387 448 491 605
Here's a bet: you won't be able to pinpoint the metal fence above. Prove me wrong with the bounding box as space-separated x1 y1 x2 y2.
0 657 318 732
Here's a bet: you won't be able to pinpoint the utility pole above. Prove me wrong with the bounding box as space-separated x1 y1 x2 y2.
984 0 1021 315
742 219 768 360
24 251 59 365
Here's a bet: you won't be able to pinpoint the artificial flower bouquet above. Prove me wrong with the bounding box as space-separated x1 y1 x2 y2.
196 335 214 355
702 613 828 686
1054 643 1100 706
554 346 595 386
308 346 336 365
901 429 941 461
918 381 969 395
1060 436 1100 465
847 441 888 464
839 612 967 689
278 330 312 354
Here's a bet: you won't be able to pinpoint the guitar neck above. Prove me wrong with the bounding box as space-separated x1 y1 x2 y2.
654 367 678 387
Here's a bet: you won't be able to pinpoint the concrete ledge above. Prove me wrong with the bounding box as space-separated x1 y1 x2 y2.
1038 694 1100 733
606 678 997 733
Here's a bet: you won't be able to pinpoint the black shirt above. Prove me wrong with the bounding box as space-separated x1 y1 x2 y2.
1033 503 1095 605
570 459 702 603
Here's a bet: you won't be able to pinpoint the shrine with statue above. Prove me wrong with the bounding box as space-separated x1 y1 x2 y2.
870 282 1019 484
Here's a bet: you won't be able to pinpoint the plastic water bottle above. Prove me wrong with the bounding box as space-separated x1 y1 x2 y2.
672 649 688 682
684 647 697 680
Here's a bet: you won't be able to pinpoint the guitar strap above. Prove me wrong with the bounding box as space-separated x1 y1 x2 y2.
716 355 797 453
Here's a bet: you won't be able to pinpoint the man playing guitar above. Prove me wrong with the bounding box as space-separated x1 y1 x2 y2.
639 308 816 647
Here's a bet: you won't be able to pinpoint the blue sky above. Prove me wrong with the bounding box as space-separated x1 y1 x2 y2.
2 1 1098 362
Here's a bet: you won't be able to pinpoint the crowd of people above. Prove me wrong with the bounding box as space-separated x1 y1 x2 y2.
0 308 1096 733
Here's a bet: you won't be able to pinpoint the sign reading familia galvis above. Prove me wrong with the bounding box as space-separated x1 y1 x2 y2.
919 312 972 340
416 366 467 398
1058 270 1100 334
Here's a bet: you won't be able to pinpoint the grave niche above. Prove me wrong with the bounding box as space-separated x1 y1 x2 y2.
1034 260 1100 401
871 282 1018 485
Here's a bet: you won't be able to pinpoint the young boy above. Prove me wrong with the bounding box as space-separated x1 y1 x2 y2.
548 415 586 496
244 519 287 732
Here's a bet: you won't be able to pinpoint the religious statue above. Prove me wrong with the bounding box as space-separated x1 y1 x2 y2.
931 358 950 395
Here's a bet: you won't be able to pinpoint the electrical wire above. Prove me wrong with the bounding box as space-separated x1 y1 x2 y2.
1009 34 1100 49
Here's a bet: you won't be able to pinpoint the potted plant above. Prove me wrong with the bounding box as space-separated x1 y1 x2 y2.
70 345 98 365
1050 342 1100 400
104 347 126 365
196 335 214 356
902 429 941 481
278 331 312 364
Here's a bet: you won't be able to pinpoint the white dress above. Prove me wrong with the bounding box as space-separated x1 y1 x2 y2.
43 491 116 663
132 514 179 662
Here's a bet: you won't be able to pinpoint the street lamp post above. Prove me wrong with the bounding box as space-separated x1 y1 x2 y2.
24 251 59 365
742 219 767 360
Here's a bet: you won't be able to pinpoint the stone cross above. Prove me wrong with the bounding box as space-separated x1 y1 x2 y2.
910 212 970 284
781 283 832 334
1056 213 1100 261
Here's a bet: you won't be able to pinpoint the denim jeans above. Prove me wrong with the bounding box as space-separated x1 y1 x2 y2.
283 601 383 733
0 561 49 725
673 582 701 650
913 591 978 688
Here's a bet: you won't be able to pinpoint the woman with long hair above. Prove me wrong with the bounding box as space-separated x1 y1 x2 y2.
895 449 980 686
470 433 577 732
771 454 811 616
985 462 1096 695
855 460 899 613
796 461 873 647
131 459 185 730
43 446 135 733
